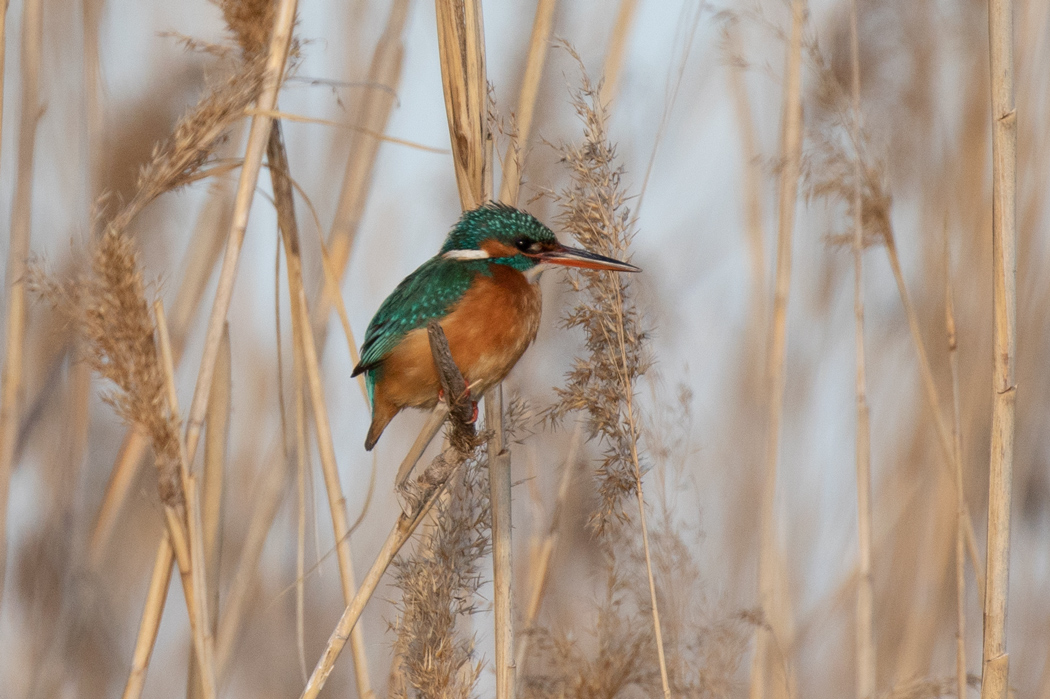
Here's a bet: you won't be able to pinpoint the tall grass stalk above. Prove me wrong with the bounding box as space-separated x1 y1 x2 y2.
981 1 1016 697
752 2 805 698
849 4 875 697
0 0 42 612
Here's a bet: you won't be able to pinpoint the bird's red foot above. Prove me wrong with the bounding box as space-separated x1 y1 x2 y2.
469 401 479 424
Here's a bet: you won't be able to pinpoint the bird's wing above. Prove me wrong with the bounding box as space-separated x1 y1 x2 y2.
353 257 477 375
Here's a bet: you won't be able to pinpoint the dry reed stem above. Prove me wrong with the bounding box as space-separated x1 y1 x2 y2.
982 1 1016 697
0 0 42 612
300 327 478 699
184 0 298 465
122 533 176 699
156 301 218 699
751 2 805 699
497 0 556 205
435 0 490 210
268 122 374 699
849 5 875 696
945 237 968 699
188 325 230 699
487 387 516 699
515 420 583 679
599 0 638 107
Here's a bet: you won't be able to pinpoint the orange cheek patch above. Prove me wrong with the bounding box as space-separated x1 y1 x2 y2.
480 239 520 258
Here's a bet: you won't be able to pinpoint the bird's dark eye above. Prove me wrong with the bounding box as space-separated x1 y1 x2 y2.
514 237 542 254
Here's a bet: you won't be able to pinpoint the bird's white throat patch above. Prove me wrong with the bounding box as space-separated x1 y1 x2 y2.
442 249 491 260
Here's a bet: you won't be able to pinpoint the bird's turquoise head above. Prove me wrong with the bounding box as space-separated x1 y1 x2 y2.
440 202 640 275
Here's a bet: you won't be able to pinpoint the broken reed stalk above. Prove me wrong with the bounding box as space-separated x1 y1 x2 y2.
751 2 805 699
599 0 638 107
183 0 298 464
945 237 967 699
0 0 42 612
299 323 477 699
849 4 875 697
981 1 1016 697
267 121 375 699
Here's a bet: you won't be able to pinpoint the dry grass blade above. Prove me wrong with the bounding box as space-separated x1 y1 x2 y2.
0 0 42 612
848 4 875 696
184 0 299 465
752 2 805 698
268 120 375 699
981 1 1016 698
299 323 480 699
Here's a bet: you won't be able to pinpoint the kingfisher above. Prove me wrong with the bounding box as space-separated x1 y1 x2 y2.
352 202 640 451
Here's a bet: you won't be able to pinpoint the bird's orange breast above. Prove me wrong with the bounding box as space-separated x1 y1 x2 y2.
373 264 542 414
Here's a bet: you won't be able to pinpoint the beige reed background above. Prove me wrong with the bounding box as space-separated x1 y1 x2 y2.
0 0 1046 697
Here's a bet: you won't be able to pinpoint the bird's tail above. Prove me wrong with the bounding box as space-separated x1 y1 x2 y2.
364 400 397 451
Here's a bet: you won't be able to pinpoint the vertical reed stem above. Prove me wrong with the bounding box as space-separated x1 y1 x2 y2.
981 1 1016 697
0 0 40 613
849 5 875 697
751 2 805 698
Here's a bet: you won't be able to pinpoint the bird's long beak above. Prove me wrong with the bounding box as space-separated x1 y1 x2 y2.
539 244 641 273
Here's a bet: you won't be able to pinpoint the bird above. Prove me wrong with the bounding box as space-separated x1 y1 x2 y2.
352 202 640 452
